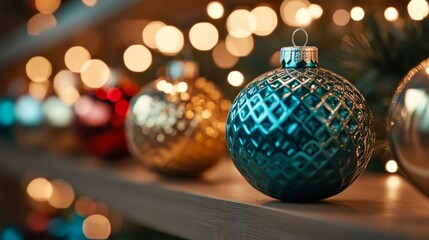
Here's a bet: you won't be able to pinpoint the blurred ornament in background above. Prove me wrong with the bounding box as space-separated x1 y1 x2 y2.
75 70 138 159
226 29 375 202
126 60 231 177
0 97 16 140
388 58 429 197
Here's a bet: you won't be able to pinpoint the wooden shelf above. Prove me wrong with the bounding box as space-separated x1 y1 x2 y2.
1 142 429 240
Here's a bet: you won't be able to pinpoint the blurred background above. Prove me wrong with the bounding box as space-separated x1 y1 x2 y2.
1 0 429 239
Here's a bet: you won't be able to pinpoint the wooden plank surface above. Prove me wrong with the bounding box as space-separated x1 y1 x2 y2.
0 142 428 240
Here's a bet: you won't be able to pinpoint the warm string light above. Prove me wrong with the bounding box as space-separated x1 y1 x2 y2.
82 214 111 239
29 81 49 100
350 7 365 21
408 0 429 20
227 9 255 38
26 56 52 83
385 7 399 21
280 0 312 27
227 71 244 87
207 1 224 19
308 4 323 19
333 9 350 26
212 41 238 69
225 34 254 57
155 25 184 56
80 59 111 89
27 13 57 36
64 46 91 73
142 21 166 49
26 178 52 202
123 44 152 72
385 160 399 173
82 0 98 7
249 6 278 36
35 0 61 14
189 22 219 51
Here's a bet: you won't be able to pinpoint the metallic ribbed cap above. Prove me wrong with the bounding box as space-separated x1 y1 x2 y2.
167 60 199 80
280 46 318 68
280 28 318 68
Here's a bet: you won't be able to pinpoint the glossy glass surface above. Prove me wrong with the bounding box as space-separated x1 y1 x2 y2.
226 67 375 202
388 59 429 197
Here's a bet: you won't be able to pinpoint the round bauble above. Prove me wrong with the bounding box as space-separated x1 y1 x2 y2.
74 70 138 159
126 61 230 177
226 29 375 202
388 58 429 197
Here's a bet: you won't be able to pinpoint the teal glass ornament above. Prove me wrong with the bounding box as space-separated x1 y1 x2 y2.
226 29 375 202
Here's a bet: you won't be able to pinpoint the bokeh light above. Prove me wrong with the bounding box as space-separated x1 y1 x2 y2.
189 22 219 51
48 179 75 209
385 160 399 173
43 96 74 127
26 56 52 83
48 218 68 238
15 95 44 126
27 178 52 202
384 7 399 21
296 8 312 26
80 59 111 89
0 99 15 126
408 0 429 21
227 9 255 38
333 9 350 26
142 21 166 49
35 0 61 14
280 0 311 27
74 95 111 127
53 69 78 94
58 87 80 105
28 81 49 100
0 228 22 240
227 71 244 87
212 41 238 69
65 46 91 73
82 214 111 240
350 6 365 21
123 44 152 72
27 13 57 36
75 196 95 216
249 6 278 36
82 0 98 7
225 34 254 57
308 4 323 19
155 25 184 56
207 1 224 19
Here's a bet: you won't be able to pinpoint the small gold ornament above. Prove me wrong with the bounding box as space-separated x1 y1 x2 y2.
125 61 230 176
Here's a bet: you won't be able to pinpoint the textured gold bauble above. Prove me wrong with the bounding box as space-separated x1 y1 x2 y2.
126 62 230 176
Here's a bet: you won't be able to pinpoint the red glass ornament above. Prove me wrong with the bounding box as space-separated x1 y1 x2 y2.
74 72 138 160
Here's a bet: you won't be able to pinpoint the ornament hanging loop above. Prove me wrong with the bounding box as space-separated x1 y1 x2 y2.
292 28 308 47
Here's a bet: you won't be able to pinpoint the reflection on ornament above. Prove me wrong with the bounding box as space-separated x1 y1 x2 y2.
126 61 230 176
75 70 138 159
388 58 429 197
226 29 375 202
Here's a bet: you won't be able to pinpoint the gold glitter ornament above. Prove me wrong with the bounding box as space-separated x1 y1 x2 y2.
125 61 230 176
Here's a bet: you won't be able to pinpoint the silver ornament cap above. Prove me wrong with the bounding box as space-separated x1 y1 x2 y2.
280 28 318 68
